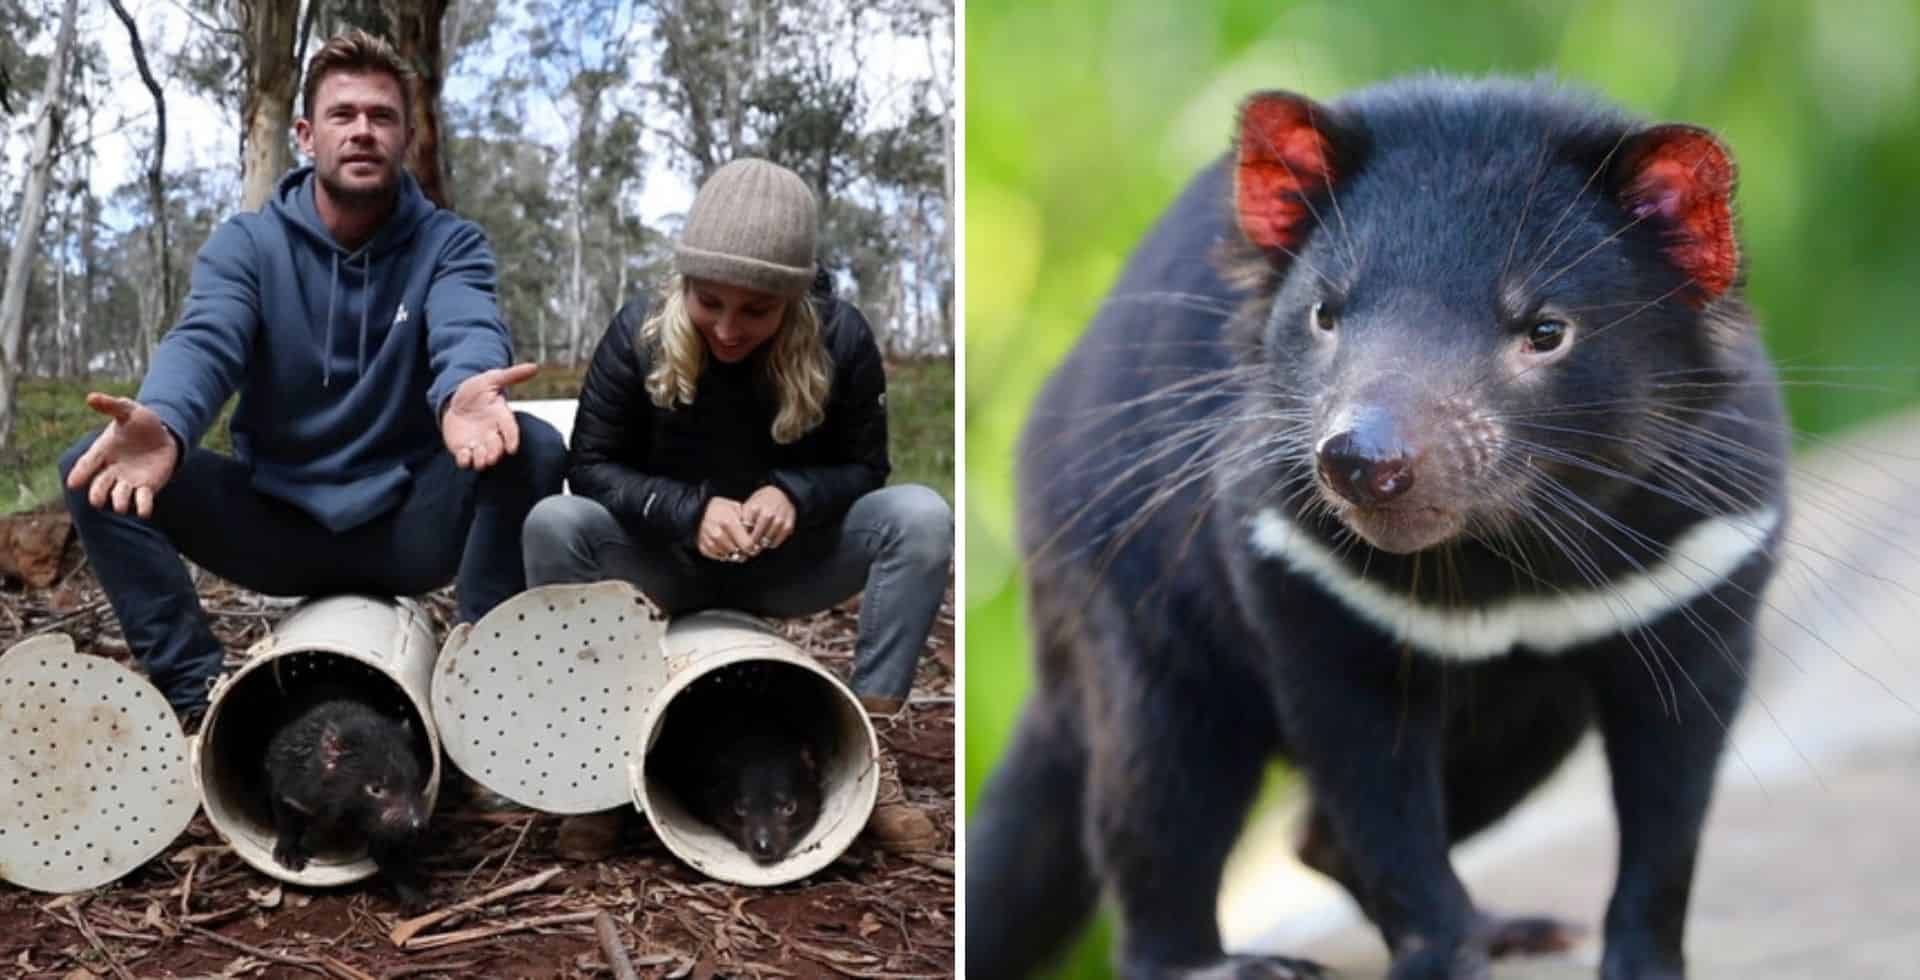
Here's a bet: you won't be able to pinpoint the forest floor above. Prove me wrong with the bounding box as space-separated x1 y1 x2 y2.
0 519 956 979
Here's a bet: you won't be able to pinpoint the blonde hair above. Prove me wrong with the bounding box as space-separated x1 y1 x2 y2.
638 275 833 443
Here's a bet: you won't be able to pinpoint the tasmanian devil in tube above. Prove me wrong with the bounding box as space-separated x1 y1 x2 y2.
967 75 1786 980
650 664 827 865
264 689 432 908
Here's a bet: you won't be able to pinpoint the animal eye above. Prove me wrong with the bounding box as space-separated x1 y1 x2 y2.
1523 319 1569 354
733 799 749 816
777 798 796 816
365 783 386 798
1310 301 1339 333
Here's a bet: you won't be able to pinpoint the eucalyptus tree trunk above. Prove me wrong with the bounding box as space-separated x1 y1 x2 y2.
0 0 81 449
238 0 301 210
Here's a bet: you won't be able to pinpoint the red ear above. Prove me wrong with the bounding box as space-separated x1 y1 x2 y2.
1235 91 1342 253
1615 125 1739 304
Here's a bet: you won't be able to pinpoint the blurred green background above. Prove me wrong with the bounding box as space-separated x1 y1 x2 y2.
965 0 1920 974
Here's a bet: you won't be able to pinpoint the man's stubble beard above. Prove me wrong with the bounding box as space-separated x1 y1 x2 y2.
319 161 404 210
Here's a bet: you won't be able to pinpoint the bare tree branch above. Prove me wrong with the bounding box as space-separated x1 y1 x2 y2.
106 0 177 340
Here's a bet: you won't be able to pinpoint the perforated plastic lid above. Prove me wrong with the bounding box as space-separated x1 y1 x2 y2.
432 581 671 814
0 634 199 893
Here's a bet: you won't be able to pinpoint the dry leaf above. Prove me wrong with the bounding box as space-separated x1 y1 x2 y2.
857 912 883 938
61 968 99 980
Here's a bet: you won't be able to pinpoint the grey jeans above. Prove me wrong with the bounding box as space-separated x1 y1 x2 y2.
523 484 953 699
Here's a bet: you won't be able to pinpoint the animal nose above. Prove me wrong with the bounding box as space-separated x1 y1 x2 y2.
1316 429 1416 506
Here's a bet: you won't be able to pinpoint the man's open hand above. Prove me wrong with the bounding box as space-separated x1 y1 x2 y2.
443 362 540 470
65 393 181 519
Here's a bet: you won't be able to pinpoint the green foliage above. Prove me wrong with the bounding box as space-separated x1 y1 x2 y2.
884 358 955 503
965 1 1920 973
0 378 235 514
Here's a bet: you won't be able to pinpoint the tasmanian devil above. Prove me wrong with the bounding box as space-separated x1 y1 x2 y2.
967 74 1787 980
264 692 432 907
650 668 827 864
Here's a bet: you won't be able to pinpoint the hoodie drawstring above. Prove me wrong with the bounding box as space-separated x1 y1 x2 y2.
357 250 370 379
323 252 339 389
321 250 377 387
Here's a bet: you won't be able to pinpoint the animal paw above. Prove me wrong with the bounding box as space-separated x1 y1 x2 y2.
272 839 309 872
1600 950 1683 980
391 875 429 911
1126 953 1334 980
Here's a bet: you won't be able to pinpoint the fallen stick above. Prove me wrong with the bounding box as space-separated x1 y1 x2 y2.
485 814 536 889
181 904 249 926
89 926 165 943
182 923 332 978
595 910 642 980
401 910 598 951
68 908 136 980
894 850 955 875
321 955 379 980
388 865 566 946
384 958 484 978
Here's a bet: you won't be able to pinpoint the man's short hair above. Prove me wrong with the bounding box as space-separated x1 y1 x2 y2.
302 28 416 124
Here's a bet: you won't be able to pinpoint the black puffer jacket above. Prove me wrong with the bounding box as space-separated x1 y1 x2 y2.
568 275 890 545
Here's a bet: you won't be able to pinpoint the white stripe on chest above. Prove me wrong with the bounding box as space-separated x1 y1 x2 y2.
1246 506 1780 661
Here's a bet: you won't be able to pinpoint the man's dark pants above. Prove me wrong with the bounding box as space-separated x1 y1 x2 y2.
59 413 567 712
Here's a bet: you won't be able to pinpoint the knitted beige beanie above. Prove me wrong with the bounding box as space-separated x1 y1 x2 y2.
674 158 819 297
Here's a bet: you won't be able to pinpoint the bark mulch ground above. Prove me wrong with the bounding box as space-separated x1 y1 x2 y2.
0 526 955 979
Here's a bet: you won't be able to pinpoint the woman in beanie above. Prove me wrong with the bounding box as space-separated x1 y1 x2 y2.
522 158 952 859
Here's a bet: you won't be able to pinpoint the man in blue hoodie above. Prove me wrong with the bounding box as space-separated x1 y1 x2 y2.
60 30 565 724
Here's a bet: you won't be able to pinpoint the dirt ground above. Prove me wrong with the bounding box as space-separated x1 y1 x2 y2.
0 535 956 979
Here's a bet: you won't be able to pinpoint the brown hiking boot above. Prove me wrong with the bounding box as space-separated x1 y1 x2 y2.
864 750 942 853
555 809 627 861
859 693 906 717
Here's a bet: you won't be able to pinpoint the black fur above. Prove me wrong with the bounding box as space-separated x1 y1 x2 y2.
649 664 829 864
968 75 1787 980
264 693 432 907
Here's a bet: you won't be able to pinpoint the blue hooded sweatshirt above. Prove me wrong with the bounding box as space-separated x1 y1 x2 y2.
138 166 511 532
